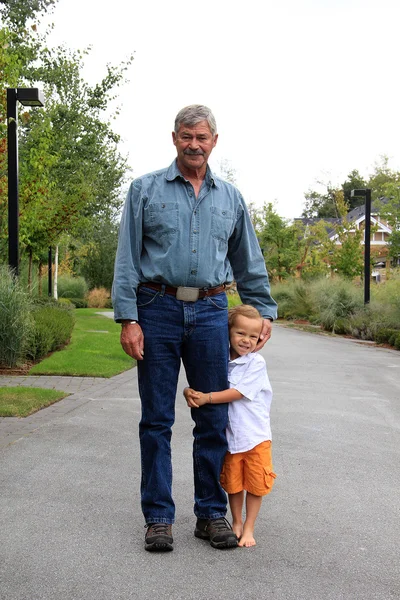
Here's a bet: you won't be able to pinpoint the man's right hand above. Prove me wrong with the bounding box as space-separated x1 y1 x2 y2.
120 322 144 360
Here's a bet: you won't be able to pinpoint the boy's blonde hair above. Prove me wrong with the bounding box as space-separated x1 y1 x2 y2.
228 304 263 328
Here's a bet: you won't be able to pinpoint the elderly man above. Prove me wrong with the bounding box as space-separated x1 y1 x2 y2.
112 105 277 552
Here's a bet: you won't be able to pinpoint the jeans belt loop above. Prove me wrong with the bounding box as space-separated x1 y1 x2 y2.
160 284 166 298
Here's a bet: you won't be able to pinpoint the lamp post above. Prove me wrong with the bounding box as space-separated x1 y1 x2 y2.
351 188 372 304
7 88 44 276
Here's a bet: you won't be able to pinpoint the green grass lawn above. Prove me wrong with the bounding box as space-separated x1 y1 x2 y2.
28 309 135 377
0 387 68 417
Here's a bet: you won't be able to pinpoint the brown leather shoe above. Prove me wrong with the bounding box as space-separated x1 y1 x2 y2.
144 523 173 552
194 517 238 549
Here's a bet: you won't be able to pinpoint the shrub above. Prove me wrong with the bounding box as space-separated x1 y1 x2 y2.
374 328 397 345
57 297 74 306
0 265 32 367
314 278 363 333
271 280 316 321
57 275 88 299
68 298 88 308
394 333 400 351
26 306 75 361
87 287 110 308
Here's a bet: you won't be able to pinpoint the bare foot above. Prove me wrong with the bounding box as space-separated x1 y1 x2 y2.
232 522 243 540
238 530 256 547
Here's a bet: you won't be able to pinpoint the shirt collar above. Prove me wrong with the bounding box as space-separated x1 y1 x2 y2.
165 159 218 188
230 352 254 365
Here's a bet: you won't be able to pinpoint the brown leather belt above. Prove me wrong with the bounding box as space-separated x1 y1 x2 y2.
139 282 226 301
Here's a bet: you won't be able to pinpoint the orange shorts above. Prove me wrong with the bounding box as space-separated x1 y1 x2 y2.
220 440 276 497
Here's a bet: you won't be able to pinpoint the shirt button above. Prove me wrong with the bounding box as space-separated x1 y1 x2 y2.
193 229 197 233
192 249 197 253
191 270 197 275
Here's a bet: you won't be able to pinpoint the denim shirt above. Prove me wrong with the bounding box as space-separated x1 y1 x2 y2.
112 160 277 321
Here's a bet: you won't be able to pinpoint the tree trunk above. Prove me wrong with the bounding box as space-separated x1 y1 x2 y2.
28 249 33 293
38 261 43 296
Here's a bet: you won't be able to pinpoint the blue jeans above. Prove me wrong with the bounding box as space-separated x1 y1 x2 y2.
137 285 230 524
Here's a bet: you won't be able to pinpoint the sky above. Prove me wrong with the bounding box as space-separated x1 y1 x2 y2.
41 0 400 218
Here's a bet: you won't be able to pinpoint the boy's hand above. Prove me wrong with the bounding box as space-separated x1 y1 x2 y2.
183 387 200 408
183 387 209 408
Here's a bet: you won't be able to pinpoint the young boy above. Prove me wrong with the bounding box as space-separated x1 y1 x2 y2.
184 304 276 548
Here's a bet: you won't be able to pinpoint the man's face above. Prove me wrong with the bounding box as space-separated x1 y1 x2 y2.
172 121 218 172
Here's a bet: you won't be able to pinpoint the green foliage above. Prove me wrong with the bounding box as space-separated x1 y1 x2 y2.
227 293 241 309
0 0 57 28
57 275 88 299
26 305 75 360
257 203 301 282
29 309 134 377
314 278 363 333
394 333 400 350
0 7 132 284
371 275 400 325
342 170 368 210
374 328 399 345
68 298 89 309
0 265 32 367
77 218 119 289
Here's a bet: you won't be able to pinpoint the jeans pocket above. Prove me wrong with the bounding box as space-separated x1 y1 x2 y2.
137 288 159 308
206 293 228 310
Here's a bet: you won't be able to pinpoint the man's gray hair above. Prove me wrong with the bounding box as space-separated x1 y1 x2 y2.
174 105 217 136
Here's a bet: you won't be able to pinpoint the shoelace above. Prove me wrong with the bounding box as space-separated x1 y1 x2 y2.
206 517 231 532
146 523 170 535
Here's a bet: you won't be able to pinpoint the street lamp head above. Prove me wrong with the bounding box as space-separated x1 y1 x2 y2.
351 189 367 198
16 88 44 107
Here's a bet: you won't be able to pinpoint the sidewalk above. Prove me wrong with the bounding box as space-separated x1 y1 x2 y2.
0 369 138 449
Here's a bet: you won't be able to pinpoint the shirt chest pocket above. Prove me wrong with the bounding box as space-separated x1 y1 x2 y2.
144 202 179 237
211 207 235 242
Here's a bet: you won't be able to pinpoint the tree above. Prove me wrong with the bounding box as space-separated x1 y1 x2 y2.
341 169 368 210
0 0 57 28
0 7 132 287
258 203 302 281
325 191 364 279
302 183 340 219
76 217 119 290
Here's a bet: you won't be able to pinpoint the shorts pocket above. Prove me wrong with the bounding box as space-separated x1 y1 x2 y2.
263 468 277 492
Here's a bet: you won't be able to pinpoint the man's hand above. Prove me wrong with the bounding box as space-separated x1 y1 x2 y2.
255 318 272 352
120 322 144 360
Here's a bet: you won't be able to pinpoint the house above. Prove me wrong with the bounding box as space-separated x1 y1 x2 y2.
295 200 396 278
296 201 393 254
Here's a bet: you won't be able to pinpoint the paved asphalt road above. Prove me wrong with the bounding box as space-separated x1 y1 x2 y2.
0 323 399 600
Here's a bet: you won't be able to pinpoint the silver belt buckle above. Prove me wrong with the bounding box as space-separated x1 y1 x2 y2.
176 286 200 302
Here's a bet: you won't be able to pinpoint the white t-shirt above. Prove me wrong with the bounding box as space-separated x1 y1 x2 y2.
226 352 273 454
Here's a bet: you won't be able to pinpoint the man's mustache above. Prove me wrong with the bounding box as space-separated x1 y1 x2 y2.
184 149 204 156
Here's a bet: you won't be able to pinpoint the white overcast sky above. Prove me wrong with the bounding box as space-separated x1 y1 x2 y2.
42 0 400 218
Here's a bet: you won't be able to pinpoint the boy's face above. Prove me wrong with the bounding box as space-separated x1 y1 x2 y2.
229 315 263 360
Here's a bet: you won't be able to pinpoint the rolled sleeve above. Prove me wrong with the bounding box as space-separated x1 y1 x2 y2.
112 181 144 322
228 197 278 320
